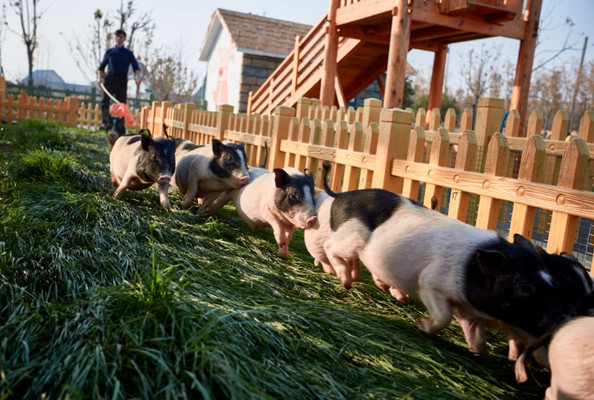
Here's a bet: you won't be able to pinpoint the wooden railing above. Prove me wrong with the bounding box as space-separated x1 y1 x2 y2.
248 14 360 116
142 97 594 269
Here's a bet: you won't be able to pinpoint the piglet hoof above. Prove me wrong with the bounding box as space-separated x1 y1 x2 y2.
160 200 171 210
415 317 435 334
389 287 410 303
277 246 289 259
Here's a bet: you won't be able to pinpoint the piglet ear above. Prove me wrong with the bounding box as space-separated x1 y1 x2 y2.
212 139 223 157
476 249 508 274
513 234 537 255
139 129 152 151
273 168 289 188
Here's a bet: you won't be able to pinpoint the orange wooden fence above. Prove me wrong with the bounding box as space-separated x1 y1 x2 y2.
142 97 594 269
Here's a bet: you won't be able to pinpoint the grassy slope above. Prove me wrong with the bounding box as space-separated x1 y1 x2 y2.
0 121 548 399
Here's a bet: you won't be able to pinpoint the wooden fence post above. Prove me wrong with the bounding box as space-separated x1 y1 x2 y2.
548 110 568 141
415 108 426 129
362 98 382 127
448 130 478 221
546 138 589 254
215 104 234 141
476 133 509 230
296 97 311 119
66 97 79 126
428 108 441 131
505 110 521 137
181 103 197 140
268 105 296 170
508 135 546 241
401 126 425 201
444 108 456 132
0 75 5 99
341 121 363 192
474 97 504 170
371 108 412 193
577 110 594 142
459 109 473 133
423 127 450 210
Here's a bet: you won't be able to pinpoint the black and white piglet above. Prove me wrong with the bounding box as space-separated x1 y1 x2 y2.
233 167 317 258
173 139 250 212
109 128 176 209
105 116 126 149
318 163 589 356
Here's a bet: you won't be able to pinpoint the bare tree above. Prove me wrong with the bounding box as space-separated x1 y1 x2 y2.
459 44 501 123
146 46 198 103
7 0 43 86
0 2 7 75
68 0 154 83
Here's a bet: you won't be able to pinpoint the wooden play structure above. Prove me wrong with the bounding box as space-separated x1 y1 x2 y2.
247 0 541 131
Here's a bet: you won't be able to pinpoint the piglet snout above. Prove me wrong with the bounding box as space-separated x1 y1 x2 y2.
238 175 250 186
158 175 171 184
305 215 317 229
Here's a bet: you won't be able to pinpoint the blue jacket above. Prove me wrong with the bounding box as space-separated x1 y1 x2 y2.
98 46 140 76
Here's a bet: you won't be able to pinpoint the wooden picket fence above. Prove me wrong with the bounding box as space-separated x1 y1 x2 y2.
141 97 594 270
0 75 142 130
77 101 142 131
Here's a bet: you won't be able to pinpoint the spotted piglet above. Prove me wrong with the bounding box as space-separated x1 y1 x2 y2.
173 139 250 212
109 129 176 209
233 167 317 258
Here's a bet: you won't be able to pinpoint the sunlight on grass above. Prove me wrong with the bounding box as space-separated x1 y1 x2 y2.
0 121 548 399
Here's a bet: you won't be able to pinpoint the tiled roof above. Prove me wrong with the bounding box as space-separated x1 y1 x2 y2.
217 9 312 57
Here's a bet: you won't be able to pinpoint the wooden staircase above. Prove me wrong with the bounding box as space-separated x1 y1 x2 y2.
248 0 531 116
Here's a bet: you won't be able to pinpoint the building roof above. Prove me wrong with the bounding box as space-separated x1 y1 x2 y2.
199 9 312 61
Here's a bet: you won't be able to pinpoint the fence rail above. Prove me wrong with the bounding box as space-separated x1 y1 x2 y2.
142 97 594 269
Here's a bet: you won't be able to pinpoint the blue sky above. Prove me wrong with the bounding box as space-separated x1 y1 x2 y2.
1 0 592 94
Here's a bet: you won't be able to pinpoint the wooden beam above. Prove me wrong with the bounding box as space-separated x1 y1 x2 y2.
384 0 411 108
321 0 340 107
510 0 543 135
335 0 393 26
427 43 448 124
410 1 525 40
335 75 347 107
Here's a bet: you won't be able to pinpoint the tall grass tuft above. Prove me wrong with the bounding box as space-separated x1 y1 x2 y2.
0 121 548 399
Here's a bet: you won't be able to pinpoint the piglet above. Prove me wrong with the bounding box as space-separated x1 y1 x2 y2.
234 167 317 258
173 139 250 212
105 116 126 149
109 128 176 209
544 317 594 400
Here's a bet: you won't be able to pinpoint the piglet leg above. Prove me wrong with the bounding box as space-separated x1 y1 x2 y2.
456 315 488 356
113 169 135 199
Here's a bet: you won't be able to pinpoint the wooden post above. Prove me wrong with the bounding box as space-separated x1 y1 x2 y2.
292 35 302 97
371 107 412 192
269 105 296 170
474 97 504 170
427 43 448 122
505 109 521 137
443 108 456 132
181 103 197 140
509 0 543 134
475 133 509 230
401 126 426 201
546 138 589 254
577 110 594 142
448 130 478 222
548 110 569 141
423 128 450 210
215 104 234 141
508 135 545 241
320 0 340 107
65 97 79 126
362 98 382 128
383 0 411 108
342 122 363 192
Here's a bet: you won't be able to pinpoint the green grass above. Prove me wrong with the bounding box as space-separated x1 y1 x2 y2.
0 120 549 399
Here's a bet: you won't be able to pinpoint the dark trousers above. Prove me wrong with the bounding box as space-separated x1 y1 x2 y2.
101 73 128 125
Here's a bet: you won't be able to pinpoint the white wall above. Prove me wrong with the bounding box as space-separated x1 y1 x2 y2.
203 26 243 112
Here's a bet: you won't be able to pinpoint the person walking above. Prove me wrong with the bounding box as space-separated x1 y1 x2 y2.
97 29 141 128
